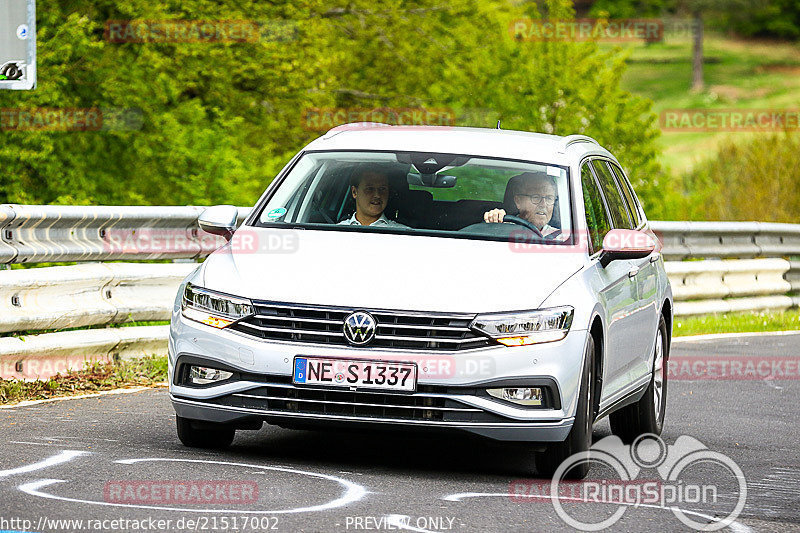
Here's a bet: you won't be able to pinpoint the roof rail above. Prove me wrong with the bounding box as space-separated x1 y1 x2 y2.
323 122 392 138
560 134 600 153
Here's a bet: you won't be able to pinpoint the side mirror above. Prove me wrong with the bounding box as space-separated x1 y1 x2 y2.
198 205 239 240
599 229 657 267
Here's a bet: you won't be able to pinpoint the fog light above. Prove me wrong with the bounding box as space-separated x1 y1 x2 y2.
189 365 233 385
487 387 543 406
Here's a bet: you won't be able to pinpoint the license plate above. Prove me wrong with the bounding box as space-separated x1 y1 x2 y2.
293 357 417 392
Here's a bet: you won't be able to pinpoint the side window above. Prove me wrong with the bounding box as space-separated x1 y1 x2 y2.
591 160 633 230
609 162 643 228
581 163 612 254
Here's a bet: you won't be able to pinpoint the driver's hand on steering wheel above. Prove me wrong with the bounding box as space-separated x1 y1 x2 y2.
484 208 506 223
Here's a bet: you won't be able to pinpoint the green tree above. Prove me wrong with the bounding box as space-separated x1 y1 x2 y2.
0 0 665 218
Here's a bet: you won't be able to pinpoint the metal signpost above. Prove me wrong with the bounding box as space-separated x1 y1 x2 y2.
0 0 36 90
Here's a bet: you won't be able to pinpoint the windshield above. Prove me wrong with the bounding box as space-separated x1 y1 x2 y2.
254 150 572 243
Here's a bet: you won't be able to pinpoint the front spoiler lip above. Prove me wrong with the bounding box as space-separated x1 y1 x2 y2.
170 394 574 430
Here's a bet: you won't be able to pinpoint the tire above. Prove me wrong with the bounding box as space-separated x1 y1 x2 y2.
176 415 236 449
609 314 668 443
536 334 595 479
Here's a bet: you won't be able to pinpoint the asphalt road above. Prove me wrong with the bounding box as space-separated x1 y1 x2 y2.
1 332 799 533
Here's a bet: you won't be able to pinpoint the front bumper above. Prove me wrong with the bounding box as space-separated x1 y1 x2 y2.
168 313 588 442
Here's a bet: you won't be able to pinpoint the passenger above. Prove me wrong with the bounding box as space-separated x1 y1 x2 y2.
339 166 408 228
483 172 561 238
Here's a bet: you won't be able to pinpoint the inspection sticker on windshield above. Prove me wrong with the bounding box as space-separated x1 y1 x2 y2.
547 166 564 178
293 357 417 392
266 207 287 219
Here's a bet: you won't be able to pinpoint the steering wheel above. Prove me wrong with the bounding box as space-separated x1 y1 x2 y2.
502 215 544 239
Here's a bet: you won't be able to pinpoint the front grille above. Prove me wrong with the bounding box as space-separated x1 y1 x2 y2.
230 302 491 351
206 384 488 422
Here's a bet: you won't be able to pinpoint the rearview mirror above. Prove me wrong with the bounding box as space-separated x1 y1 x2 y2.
198 205 239 240
599 229 657 267
407 173 457 188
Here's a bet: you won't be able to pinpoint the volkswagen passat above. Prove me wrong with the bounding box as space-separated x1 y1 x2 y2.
168 124 672 477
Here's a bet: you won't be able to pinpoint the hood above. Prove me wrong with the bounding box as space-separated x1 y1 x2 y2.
200 228 587 313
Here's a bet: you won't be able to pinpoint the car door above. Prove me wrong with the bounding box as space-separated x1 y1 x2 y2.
608 161 660 377
581 160 640 402
590 159 654 390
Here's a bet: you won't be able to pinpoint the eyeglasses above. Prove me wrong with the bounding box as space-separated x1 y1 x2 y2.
515 194 557 206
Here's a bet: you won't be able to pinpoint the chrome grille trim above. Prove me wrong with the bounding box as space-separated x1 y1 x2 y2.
232 393 481 412
230 301 492 351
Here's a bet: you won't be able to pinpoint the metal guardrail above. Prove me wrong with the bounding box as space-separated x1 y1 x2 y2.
0 206 799 380
0 204 249 264
650 221 800 260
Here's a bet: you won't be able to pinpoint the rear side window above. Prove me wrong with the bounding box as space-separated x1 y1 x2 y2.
591 160 633 230
581 163 611 254
609 162 642 227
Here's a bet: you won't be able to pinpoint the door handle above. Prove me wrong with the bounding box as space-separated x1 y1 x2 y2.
628 267 639 278
649 253 660 263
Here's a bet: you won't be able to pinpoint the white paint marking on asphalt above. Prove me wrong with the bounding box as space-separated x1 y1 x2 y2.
9 441 57 446
0 450 88 479
673 330 800 343
385 515 441 533
442 492 754 533
37 436 119 442
19 458 367 514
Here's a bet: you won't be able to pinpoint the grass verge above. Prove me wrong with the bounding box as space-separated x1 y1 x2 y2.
674 308 800 337
611 33 800 175
0 355 167 405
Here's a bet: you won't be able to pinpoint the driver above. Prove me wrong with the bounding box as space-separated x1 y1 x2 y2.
483 172 560 238
339 166 408 228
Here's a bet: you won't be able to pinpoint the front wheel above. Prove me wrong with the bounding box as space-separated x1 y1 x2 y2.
536 334 595 479
609 315 669 442
176 415 236 449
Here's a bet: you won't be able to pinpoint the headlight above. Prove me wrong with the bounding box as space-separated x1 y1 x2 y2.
181 283 254 329
471 306 574 346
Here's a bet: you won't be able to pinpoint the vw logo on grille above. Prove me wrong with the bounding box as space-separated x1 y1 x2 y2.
343 311 377 346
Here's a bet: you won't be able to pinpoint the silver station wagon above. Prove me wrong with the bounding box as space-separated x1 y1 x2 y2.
169 124 673 477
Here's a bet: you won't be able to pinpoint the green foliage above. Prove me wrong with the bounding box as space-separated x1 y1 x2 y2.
681 132 800 222
712 0 800 40
589 0 800 40
589 0 672 18
0 0 663 215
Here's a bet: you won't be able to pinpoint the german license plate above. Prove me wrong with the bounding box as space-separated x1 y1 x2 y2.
293 357 417 392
